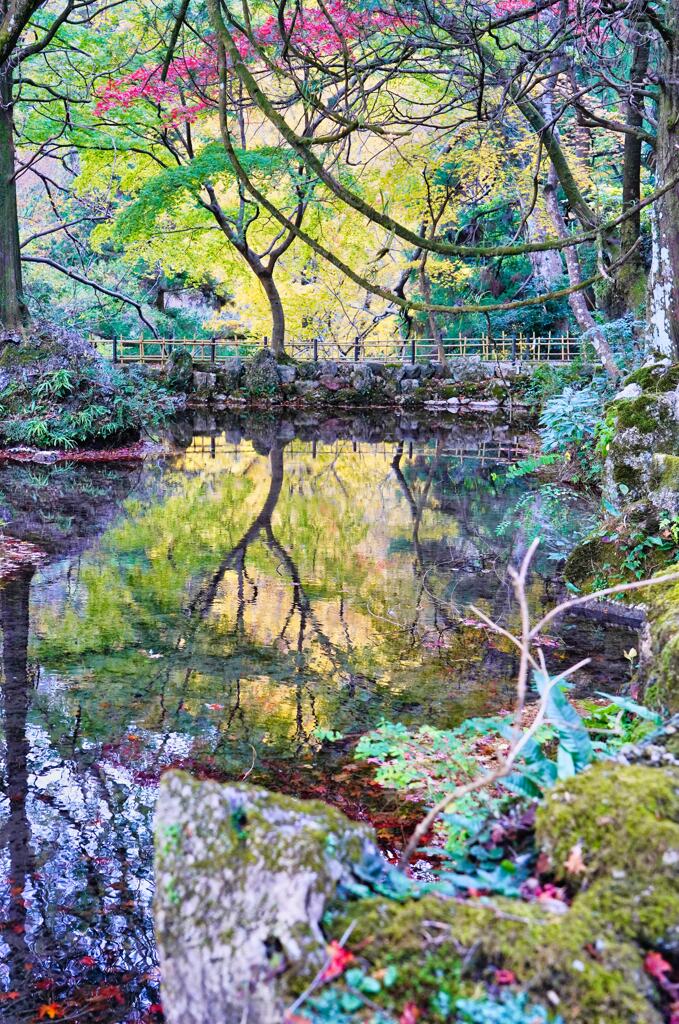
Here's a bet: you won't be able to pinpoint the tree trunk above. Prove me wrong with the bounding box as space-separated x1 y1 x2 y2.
0 571 34 989
610 39 650 317
418 256 446 364
648 1 679 361
544 170 620 379
0 68 26 332
259 272 285 356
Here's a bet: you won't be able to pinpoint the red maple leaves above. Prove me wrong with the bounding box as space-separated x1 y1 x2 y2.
319 941 354 981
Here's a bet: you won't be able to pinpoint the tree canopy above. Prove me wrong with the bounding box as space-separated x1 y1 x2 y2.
1 0 678 368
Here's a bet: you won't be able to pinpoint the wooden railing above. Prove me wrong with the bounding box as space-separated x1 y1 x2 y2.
185 436 536 465
99 332 580 365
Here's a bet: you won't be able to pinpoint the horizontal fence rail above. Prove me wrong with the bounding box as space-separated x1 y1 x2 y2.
184 436 536 466
98 332 581 366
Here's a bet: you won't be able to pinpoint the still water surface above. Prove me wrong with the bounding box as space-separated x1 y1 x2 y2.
0 413 636 1021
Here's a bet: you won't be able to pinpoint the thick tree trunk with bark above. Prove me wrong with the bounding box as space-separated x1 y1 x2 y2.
610 39 650 317
0 69 26 332
648 1 679 360
544 171 619 379
259 271 286 356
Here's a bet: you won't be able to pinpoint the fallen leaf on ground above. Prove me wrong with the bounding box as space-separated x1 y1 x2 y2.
645 951 672 980
564 842 587 874
320 941 354 981
37 1005 65 1020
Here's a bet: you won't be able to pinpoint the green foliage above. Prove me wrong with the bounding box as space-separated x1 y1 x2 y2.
0 363 179 449
456 992 564 1024
583 695 661 751
495 483 596 560
592 512 679 586
538 381 611 481
503 453 559 480
116 144 291 240
354 720 505 854
539 383 605 452
523 361 594 411
34 368 75 399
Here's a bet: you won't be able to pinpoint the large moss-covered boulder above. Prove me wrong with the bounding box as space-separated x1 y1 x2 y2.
154 772 375 1024
639 569 679 712
326 762 679 1024
163 347 193 392
155 764 679 1024
604 363 679 511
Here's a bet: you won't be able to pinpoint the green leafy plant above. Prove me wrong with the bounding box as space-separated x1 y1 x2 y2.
456 992 564 1024
34 368 74 399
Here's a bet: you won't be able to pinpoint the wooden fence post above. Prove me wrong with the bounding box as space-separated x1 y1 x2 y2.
112 337 118 364
313 336 318 362
410 335 416 364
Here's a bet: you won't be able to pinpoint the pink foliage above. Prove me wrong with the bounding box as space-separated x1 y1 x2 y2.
95 2 402 122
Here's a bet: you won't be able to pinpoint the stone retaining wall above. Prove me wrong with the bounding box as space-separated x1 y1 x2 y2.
173 348 535 411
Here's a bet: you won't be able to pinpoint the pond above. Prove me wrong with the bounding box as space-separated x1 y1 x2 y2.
0 411 638 1022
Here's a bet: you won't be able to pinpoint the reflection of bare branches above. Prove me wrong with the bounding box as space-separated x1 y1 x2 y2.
391 444 461 632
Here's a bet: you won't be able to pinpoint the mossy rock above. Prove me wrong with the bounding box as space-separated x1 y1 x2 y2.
327 762 679 1024
154 772 375 1024
242 349 283 402
603 363 679 514
610 392 672 435
562 535 616 587
625 363 679 394
639 569 679 713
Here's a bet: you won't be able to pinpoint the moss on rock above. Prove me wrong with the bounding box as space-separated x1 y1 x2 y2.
324 762 679 1024
638 570 679 713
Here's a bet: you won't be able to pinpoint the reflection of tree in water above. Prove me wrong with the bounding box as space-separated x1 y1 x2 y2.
0 461 162 1020
0 430 634 1020
1 571 33 993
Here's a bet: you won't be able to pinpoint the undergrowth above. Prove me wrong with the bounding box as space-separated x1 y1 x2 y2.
0 364 180 449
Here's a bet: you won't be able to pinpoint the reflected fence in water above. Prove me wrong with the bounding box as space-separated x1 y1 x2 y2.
100 332 582 366
185 435 536 466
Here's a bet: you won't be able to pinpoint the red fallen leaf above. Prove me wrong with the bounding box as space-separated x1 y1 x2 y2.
36 980 54 990
0 992 20 1001
495 969 516 985
320 941 354 981
284 1016 312 1024
400 1003 421 1024
37 1005 65 1020
10 923 25 934
79 955 96 966
87 984 125 1005
148 1006 164 1015
645 951 672 980
205 703 226 711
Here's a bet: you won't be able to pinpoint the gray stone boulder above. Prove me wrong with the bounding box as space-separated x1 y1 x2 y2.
294 379 323 401
243 348 283 402
350 363 374 395
397 363 422 382
604 363 679 513
219 356 244 392
164 347 193 392
399 378 420 395
278 363 298 385
154 772 376 1024
192 370 217 394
